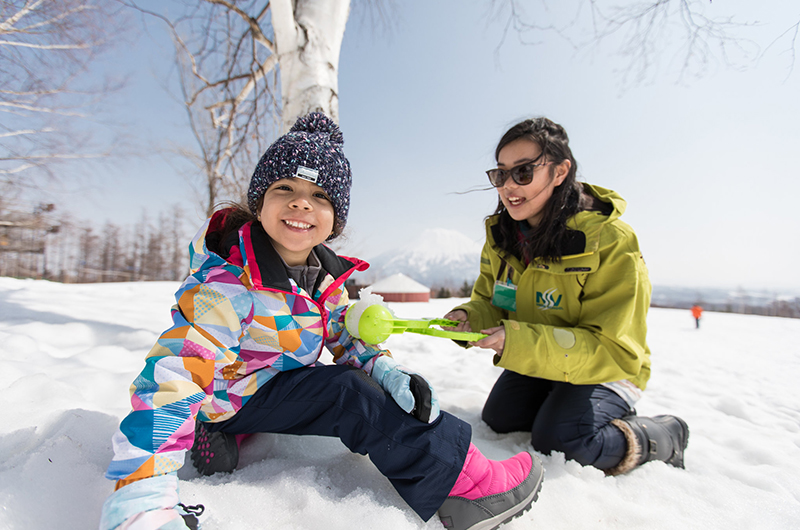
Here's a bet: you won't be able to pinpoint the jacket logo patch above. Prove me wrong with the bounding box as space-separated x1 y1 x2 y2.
536 288 563 311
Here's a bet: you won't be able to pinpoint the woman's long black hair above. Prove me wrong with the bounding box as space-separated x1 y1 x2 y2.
490 117 584 263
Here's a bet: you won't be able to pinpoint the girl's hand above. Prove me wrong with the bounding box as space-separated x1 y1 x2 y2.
371 356 440 423
443 310 471 332
470 326 506 356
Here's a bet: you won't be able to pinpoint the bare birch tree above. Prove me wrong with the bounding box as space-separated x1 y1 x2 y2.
126 0 352 215
0 0 125 193
77 225 100 282
100 221 125 281
167 204 188 280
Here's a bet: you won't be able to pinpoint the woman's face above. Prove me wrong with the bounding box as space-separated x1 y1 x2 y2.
259 177 335 266
495 138 570 227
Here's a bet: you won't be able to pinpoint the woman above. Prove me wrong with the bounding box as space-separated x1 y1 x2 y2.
445 117 688 475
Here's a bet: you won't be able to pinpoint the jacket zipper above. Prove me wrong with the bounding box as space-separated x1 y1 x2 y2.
257 260 364 348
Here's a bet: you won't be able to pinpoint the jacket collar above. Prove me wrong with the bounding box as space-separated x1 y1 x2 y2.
239 221 368 295
485 183 624 266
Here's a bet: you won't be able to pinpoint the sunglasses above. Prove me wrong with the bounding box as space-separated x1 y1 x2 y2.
486 156 551 187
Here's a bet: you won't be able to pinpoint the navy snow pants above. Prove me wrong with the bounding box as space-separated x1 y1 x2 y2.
206 364 471 521
482 370 633 471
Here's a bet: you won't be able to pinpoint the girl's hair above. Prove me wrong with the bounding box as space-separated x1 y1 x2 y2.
490 117 585 263
206 195 343 257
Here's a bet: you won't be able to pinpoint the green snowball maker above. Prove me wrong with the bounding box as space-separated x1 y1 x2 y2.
345 302 488 345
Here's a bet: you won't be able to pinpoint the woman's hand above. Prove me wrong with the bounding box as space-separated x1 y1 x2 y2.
470 326 506 356
443 310 472 332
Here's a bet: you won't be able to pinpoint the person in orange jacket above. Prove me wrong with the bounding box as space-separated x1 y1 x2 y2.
691 304 703 328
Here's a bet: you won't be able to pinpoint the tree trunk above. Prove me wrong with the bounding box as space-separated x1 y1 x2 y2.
272 0 351 132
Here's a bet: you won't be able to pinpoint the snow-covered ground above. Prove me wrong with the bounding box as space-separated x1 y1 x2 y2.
1 277 799 529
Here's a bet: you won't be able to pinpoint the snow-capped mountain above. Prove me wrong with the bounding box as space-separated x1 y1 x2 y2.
361 228 483 289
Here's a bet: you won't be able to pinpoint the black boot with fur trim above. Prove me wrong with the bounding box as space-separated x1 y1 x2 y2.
605 415 689 476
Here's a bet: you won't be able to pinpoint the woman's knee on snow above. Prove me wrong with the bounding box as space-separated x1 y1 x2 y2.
481 405 533 434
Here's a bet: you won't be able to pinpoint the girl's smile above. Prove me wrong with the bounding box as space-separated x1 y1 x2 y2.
283 219 314 230
259 177 335 266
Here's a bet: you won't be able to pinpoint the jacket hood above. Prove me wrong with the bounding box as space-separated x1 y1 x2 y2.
581 183 626 223
188 209 232 276
566 183 626 255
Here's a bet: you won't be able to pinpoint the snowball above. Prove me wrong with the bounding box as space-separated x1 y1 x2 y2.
346 287 394 339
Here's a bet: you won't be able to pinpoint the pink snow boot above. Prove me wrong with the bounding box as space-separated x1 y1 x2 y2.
438 443 544 530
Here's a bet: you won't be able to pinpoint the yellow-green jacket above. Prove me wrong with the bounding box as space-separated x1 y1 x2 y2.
454 183 651 390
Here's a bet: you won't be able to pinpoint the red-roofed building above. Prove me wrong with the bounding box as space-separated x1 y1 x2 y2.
369 273 430 302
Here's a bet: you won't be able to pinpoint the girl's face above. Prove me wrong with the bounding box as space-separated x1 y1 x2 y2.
496 138 570 227
259 177 335 266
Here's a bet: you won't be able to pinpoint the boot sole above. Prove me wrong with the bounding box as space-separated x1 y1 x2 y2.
475 480 541 530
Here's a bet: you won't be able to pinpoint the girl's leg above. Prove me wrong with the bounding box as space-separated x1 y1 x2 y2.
207 364 471 522
481 370 553 433
530 383 632 470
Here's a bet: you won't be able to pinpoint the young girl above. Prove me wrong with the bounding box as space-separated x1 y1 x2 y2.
99 113 543 530
445 117 689 476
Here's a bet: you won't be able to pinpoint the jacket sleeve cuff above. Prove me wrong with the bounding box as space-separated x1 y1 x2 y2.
452 303 492 335
100 473 179 530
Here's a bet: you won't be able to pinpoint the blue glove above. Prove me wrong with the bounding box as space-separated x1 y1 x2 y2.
371 355 440 423
99 473 204 530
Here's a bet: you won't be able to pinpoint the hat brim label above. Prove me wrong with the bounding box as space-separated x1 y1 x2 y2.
295 165 319 183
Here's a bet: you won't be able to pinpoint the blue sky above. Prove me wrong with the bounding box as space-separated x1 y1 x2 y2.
63 1 800 290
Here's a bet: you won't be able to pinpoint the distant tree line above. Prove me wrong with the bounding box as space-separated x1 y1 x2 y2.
0 202 191 283
432 281 474 299
651 300 800 320
437 280 800 319
429 280 800 320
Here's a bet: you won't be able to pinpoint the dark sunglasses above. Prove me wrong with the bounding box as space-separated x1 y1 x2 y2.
486 156 551 187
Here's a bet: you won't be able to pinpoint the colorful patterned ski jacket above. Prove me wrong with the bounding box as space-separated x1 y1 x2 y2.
106 209 383 485
453 183 652 390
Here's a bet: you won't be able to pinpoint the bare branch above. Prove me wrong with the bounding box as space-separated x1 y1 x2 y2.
761 20 799 80
0 101 87 117
0 163 36 175
203 0 276 50
0 39 92 49
0 128 53 139
489 0 575 50
1 1 95 34
0 0 44 32
1 152 107 162
204 54 279 109
1 0 126 195
492 0 763 85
